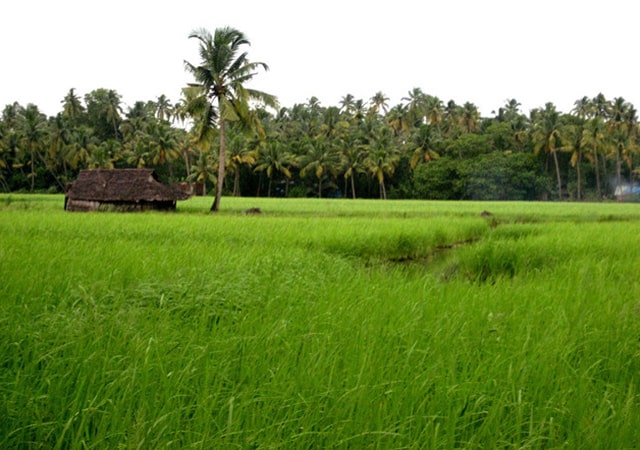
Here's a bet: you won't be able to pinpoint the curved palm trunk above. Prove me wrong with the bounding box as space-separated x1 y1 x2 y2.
211 121 226 212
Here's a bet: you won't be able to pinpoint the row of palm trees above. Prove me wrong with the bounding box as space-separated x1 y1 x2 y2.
1 27 639 207
1 86 638 202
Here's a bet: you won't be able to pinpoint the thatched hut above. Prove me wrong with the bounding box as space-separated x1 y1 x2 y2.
65 169 190 212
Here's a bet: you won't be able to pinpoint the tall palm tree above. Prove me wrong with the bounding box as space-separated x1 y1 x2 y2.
572 96 592 120
66 125 97 169
409 124 440 169
498 99 523 123
530 102 565 199
188 147 218 196
442 100 462 137
154 94 173 122
183 27 277 211
592 93 610 119
461 102 480 133
17 104 48 191
386 104 410 136
146 121 180 166
61 88 85 125
254 139 293 197
364 126 399 199
402 87 427 126
369 91 389 116
104 89 123 141
226 131 257 196
339 94 355 114
341 144 366 199
298 138 341 198
424 95 444 127
581 117 609 198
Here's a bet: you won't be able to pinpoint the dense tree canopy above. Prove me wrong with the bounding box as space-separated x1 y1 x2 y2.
1 29 639 203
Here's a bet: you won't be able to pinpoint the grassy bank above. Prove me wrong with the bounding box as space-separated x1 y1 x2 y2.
1 195 639 448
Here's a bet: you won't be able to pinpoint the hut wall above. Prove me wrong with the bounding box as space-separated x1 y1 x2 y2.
97 201 177 212
65 199 177 212
65 199 100 212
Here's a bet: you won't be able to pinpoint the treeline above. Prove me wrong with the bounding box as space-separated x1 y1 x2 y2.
1 88 638 200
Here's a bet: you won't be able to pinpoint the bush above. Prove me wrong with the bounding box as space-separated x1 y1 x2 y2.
463 151 548 200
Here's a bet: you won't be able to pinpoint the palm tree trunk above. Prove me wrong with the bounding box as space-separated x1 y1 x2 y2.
593 148 601 199
576 150 582 200
601 154 609 196
30 147 35 192
616 146 622 196
380 180 387 200
233 169 240 196
211 121 226 212
351 175 357 199
552 149 562 200
183 151 192 192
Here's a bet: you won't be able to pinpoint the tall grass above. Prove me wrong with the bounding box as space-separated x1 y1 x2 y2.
1 195 639 448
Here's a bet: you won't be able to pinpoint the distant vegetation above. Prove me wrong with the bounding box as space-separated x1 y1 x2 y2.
1 28 639 205
2 195 639 448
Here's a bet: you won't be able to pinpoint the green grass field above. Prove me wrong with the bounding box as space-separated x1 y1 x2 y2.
1 195 639 449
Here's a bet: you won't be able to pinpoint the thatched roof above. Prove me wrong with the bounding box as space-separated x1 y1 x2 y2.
66 169 190 202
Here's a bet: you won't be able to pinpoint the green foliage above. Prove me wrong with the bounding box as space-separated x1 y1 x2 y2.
463 151 549 200
2 78 640 204
412 157 465 199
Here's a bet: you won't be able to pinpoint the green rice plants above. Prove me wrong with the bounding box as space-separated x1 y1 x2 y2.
1 194 640 448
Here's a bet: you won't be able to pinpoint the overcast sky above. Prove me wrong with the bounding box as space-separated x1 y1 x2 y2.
2 0 638 118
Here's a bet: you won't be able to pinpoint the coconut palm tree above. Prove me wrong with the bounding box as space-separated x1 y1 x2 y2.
387 104 411 136
154 94 173 122
339 94 355 114
341 144 366 199
104 89 123 141
581 117 609 198
183 27 277 211
66 125 97 169
410 124 441 169
146 121 180 167
530 102 565 199
364 126 400 199
424 95 444 127
226 131 258 196
498 99 523 123
61 88 85 125
461 102 480 133
17 104 48 191
369 91 389 116
298 138 341 198
188 147 217 196
254 139 293 197
442 100 462 137
402 87 427 126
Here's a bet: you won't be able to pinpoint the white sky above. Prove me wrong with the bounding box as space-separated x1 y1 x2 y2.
2 0 638 118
